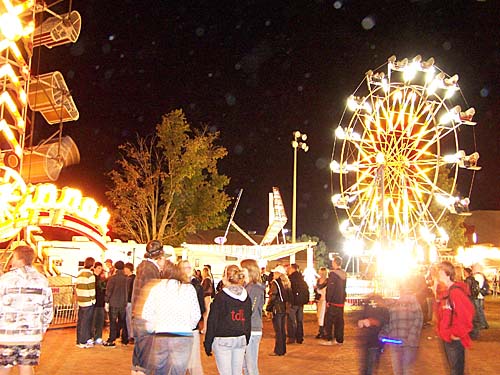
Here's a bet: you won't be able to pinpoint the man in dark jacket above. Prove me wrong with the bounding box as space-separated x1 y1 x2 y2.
287 263 306 344
104 260 129 346
320 256 347 345
131 240 165 374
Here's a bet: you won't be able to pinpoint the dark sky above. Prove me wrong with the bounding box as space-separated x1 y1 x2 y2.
32 0 500 249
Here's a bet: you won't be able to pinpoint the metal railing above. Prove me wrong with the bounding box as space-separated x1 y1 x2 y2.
50 284 78 328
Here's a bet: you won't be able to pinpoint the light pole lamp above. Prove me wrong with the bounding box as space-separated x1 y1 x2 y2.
291 130 309 253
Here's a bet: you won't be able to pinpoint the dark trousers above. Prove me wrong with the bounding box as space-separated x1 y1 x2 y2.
286 304 304 343
443 339 465 375
324 305 345 343
92 306 105 340
109 306 128 343
272 312 286 355
77 305 94 344
361 346 383 375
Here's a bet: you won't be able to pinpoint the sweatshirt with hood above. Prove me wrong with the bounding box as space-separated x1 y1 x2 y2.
326 268 347 306
245 282 266 332
204 286 252 354
435 281 474 348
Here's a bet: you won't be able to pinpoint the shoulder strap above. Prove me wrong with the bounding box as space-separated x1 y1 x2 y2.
446 284 465 327
273 279 284 302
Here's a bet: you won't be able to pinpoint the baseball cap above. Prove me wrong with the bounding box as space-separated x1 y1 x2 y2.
271 265 287 274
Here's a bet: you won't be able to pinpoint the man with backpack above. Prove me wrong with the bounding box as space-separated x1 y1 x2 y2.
463 267 481 339
435 261 474 375
472 264 490 330
286 263 309 344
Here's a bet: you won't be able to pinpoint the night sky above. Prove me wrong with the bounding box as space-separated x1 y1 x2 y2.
32 0 500 249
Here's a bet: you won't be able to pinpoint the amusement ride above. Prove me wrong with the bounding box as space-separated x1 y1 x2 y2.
330 55 480 277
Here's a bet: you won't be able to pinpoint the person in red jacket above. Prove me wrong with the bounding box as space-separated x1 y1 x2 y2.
434 261 474 375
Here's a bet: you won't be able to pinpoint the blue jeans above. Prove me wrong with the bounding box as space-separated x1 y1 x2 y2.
149 336 192 375
126 302 133 339
474 299 489 329
77 305 94 344
92 306 105 340
443 339 465 375
390 346 418 375
213 335 247 375
132 318 154 374
286 305 304 343
243 333 262 375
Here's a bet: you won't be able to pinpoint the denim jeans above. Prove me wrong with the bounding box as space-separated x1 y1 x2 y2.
243 333 262 375
149 336 193 375
286 305 304 343
132 318 153 373
474 299 489 329
126 302 133 339
272 313 286 355
390 346 418 375
77 305 94 344
443 339 465 375
92 306 105 340
324 305 345 343
212 335 247 375
109 306 128 343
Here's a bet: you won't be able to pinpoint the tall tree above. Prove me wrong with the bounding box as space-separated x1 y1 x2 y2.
430 166 466 252
106 109 230 245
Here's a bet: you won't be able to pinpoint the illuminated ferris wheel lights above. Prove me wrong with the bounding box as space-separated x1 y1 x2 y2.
442 151 464 164
334 126 360 141
403 62 419 82
347 95 372 113
439 105 461 125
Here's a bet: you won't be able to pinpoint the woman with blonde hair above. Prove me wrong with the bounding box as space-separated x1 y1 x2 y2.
265 265 292 356
204 265 252 375
240 259 265 375
141 260 201 375
314 267 328 339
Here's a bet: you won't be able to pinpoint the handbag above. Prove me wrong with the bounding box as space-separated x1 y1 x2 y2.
270 280 286 314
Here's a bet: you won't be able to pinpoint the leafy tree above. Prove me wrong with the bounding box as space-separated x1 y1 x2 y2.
430 166 466 252
297 234 330 269
106 109 230 245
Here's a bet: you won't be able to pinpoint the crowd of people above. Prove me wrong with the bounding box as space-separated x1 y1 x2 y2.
0 241 494 375
59 246 500 375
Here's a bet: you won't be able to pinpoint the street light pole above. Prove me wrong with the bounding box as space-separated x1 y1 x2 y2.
291 131 309 264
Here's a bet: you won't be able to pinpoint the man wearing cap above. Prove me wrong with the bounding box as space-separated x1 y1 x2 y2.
131 240 166 375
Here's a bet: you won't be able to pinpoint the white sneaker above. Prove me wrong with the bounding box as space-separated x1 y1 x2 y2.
95 338 103 345
319 340 334 346
76 343 92 349
86 340 94 347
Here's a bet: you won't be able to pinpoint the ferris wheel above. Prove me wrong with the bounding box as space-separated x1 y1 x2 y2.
330 55 480 251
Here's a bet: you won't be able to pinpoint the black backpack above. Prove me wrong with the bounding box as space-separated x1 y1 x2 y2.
467 276 480 299
295 278 310 305
479 275 490 296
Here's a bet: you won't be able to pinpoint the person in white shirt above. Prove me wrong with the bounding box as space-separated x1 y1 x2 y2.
142 260 201 375
472 264 489 329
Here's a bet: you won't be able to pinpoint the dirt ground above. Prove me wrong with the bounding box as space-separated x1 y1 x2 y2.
29 295 500 374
